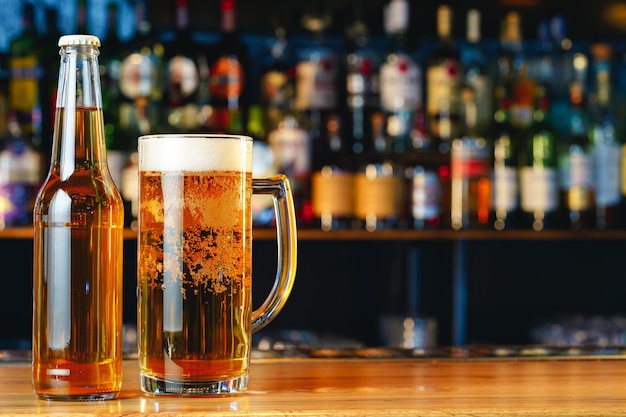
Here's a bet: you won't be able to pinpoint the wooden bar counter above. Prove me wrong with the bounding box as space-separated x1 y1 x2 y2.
2 350 626 416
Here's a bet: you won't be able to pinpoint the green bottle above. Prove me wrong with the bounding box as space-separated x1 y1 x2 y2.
518 87 559 231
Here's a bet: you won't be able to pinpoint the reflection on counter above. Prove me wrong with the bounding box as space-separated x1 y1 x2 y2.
378 315 437 349
531 314 626 347
252 344 626 360
252 316 438 354
5 344 626 363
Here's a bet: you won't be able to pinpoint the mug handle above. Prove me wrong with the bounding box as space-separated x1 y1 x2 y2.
251 174 297 332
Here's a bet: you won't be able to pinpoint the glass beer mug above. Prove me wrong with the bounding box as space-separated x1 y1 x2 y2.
137 134 297 395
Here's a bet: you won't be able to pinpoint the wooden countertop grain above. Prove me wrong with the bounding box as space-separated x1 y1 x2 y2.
2 358 626 416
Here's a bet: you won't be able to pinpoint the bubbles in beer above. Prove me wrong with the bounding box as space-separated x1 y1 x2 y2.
139 170 252 296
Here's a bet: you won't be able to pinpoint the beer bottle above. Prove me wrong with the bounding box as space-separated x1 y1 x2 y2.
33 35 124 400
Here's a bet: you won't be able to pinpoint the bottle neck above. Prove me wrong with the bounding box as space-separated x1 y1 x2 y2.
387 30 408 54
53 43 106 178
221 0 237 34
533 98 549 124
437 6 453 44
500 13 522 55
269 28 288 62
22 6 34 30
370 113 389 154
494 98 510 125
135 2 147 27
595 64 611 109
467 10 481 44
176 0 189 30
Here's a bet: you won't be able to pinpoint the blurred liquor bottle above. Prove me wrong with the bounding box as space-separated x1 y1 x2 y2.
0 51 8 141
39 6 62 163
354 112 403 231
311 114 355 231
518 87 559 231
461 9 492 136
588 43 621 229
207 0 250 134
450 87 492 230
116 0 164 228
491 95 520 230
426 5 462 154
248 104 277 227
118 0 163 142
529 19 552 89
511 60 536 139
2 1 46 228
295 1 339 161
266 102 313 227
260 16 295 132
379 0 421 155
558 81 594 230
1 26 43 228
405 161 441 230
546 15 578 138
101 1 123 147
8 1 43 149
343 4 380 159
0 112 44 228
257 19 292 227
119 96 151 229
494 12 524 129
100 1 126 188
163 0 208 132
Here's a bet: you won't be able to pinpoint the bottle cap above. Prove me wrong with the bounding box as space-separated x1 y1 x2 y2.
58 34 101 47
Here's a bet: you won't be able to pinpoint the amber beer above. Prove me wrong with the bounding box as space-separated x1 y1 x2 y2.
33 104 124 396
138 134 296 395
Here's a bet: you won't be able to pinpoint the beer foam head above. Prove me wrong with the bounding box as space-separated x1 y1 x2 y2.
138 134 252 172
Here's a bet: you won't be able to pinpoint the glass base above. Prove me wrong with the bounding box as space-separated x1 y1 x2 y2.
141 373 249 395
36 392 119 401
